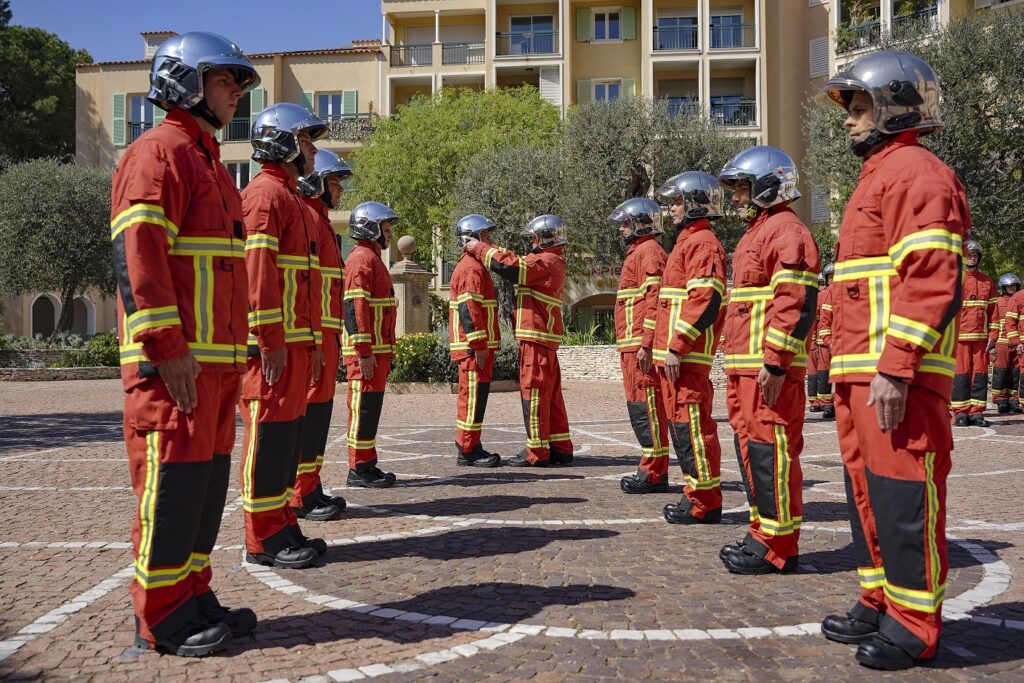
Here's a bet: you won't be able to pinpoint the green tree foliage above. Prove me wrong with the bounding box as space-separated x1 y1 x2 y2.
0 24 91 161
0 159 114 337
803 9 1024 275
0 1 10 29
346 87 562 259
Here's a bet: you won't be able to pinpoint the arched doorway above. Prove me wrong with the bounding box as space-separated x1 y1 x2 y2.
71 297 95 335
30 295 58 338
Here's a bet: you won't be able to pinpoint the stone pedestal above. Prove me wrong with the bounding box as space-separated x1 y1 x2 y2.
390 235 436 337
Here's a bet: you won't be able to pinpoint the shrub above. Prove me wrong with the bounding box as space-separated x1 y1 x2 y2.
389 333 441 382
50 332 119 367
562 322 615 346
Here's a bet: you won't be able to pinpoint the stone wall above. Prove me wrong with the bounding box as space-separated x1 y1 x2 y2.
557 345 727 389
0 350 68 368
0 367 121 381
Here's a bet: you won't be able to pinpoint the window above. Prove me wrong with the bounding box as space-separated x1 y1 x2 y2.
657 15 698 50
225 162 250 191
593 9 621 41
710 13 743 48
318 93 343 121
594 80 621 102
223 92 251 142
509 14 555 54
809 36 829 78
127 95 153 143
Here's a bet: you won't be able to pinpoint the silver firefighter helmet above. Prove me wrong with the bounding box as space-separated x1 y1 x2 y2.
147 31 259 113
455 214 497 247
250 103 328 165
522 214 567 249
349 201 398 242
655 171 724 223
607 197 664 243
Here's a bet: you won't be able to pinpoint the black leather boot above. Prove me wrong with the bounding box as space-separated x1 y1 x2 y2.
719 540 746 561
456 444 502 468
620 470 669 494
721 545 797 575
506 449 547 467
855 633 920 670
135 617 233 657
196 592 257 638
292 496 342 522
347 467 397 488
549 449 574 466
821 613 878 644
970 414 990 427
822 405 835 420
663 501 721 524
245 544 318 569
316 488 347 511
997 401 1010 414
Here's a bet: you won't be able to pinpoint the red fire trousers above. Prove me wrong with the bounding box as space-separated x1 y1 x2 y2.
291 331 340 510
951 340 988 417
345 355 391 473
620 352 670 484
519 342 572 463
456 353 494 453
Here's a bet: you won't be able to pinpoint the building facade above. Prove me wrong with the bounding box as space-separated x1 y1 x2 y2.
6 0 1013 338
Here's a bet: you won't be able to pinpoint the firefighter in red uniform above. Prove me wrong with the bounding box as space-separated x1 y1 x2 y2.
606 198 670 494
241 103 328 569
951 241 997 426
807 275 823 413
114 32 258 657
343 202 399 487
649 174 728 521
717 146 820 574
993 273 1022 413
463 215 573 467
449 215 503 467
290 150 354 520
815 263 836 419
820 51 970 670
1005 286 1024 413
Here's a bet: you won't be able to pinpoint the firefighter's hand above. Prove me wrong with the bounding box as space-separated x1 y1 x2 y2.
310 348 325 386
475 347 491 370
758 366 785 407
1018 343 1024 356
663 350 680 382
637 346 653 373
867 372 908 433
463 237 480 252
359 354 376 380
158 352 201 414
261 346 287 386
990 346 997 362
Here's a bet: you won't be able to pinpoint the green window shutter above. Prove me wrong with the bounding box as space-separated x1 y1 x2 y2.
342 90 358 115
250 160 261 181
302 91 314 112
622 78 636 97
577 80 592 105
153 107 166 127
576 9 592 41
621 7 637 40
249 88 266 126
112 93 126 146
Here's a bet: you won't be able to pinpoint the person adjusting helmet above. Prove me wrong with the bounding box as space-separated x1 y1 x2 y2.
147 31 260 129
606 197 671 495
655 171 725 226
463 214 573 467
951 238 997 426
823 50 942 158
818 50 970 670
289 149 355 525
607 197 664 244
449 215 503 467
717 146 800 222
814 262 837 420
341 201 399 488
717 144 820 576
240 102 329 572
993 273 1023 414
115 30 258 657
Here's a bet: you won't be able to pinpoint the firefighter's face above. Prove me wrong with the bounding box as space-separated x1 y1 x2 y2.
966 251 980 269
297 132 317 175
479 229 494 245
1008 284 1020 296
203 68 244 127
669 197 686 224
617 219 635 240
730 180 751 207
325 175 343 209
380 220 394 248
844 91 877 147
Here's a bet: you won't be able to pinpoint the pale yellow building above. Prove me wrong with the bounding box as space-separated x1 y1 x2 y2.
5 0 1014 337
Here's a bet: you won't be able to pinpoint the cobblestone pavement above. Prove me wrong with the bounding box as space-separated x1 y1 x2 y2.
1 378 1023 682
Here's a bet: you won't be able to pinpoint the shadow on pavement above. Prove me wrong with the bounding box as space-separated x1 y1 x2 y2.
798 539 1013 575
356 494 589 517
0 411 124 452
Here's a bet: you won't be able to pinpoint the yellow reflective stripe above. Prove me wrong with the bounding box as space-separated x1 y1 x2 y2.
652 349 713 365
525 388 544 448
617 287 643 298
245 234 279 252
729 286 773 302
687 403 709 484
517 287 562 307
616 337 642 349
241 491 290 512
883 581 945 614
829 352 955 378
313 329 323 345
518 259 527 286
111 203 179 244
686 277 726 295
135 552 209 590
771 269 818 289
347 333 372 342
642 275 662 288
368 297 396 306
723 353 807 370
642 318 656 330
460 369 480 432
321 266 342 278
277 254 313 269
961 300 991 307
858 566 886 589
453 292 486 304
957 332 989 341
887 314 941 351
344 289 371 300
125 306 181 339
465 330 488 341
925 451 942 605
675 318 700 341
646 387 665 458
822 304 833 312
765 326 804 354
659 287 689 300
515 329 562 343
284 328 314 342
550 432 570 442
169 236 245 258
833 256 897 282
758 516 802 536
774 424 792 532
135 431 160 584
889 228 962 268
249 308 284 326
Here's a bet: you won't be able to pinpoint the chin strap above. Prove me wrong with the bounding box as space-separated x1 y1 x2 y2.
190 101 223 130
292 152 307 176
850 128 889 158
742 204 760 222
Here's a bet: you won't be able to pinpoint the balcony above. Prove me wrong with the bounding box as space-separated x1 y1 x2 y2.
664 98 701 117
324 113 376 143
391 44 433 67
222 117 250 142
442 42 485 65
495 31 559 57
836 18 882 54
127 122 152 143
891 4 939 41
710 23 756 49
710 99 757 127
654 25 698 51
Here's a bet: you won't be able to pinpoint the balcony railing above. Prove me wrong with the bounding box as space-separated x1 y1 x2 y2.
127 122 152 143
664 98 701 117
710 23 756 49
654 25 698 51
836 19 882 54
891 5 939 41
391 44 433 67
325 113 376 142
710 100 757 127
442 42 485 65
496 31 558 57
222 117 250 142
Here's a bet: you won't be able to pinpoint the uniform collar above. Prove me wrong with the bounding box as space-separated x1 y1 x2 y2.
861 131 921 174
536 245 564 256
260 162 299 193
165 108 221 161
677 218 711 242
749 206 789 231
302 194 330 220
626 234 655 255
357 239 383 256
